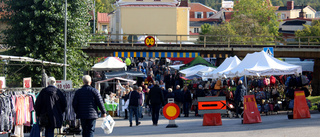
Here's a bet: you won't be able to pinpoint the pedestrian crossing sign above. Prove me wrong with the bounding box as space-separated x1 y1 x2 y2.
263 47 274 57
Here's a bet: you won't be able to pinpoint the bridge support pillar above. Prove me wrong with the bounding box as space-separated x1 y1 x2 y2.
312 58 320 96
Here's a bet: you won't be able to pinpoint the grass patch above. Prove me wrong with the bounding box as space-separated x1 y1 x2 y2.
306 96 320 110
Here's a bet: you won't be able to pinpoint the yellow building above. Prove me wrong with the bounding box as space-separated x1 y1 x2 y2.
110 0 190 41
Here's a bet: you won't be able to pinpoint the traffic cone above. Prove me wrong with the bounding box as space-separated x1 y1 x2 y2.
293 91 310 119
242 95 262 124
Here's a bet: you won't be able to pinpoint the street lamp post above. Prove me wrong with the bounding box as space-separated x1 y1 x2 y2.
64 0 67 80
93 0 95 34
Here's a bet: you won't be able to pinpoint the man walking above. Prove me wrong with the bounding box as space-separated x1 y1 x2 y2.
173 85 183 117
128 85 141 127
35 77 67 137
234 80 247 118
146 81 164 126
73 75 106 137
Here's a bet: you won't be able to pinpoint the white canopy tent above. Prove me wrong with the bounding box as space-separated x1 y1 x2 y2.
223 51 302 77
202 56 241 80
168 64 184 70
180 65 216 77
92 57 126 71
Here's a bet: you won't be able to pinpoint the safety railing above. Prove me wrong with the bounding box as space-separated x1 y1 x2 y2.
87 34 320 48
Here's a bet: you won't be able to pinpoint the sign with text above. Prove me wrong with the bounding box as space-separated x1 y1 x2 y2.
0 77 6 89
23 77 32 88
56 80 73 90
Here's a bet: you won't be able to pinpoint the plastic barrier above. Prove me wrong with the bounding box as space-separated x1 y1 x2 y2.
293 91 311 119
198 96 227 126
243 95 262 124
202 113 222 126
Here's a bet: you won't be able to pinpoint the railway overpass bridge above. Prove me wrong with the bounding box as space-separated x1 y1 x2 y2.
82 34 320 59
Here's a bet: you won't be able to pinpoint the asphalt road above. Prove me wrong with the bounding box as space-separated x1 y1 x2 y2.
3 111 320 137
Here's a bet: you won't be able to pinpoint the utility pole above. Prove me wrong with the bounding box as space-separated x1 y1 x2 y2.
64 0 67 80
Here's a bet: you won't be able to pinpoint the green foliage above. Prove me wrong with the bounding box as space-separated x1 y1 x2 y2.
295 19 320 43
0 0 93 87
190 0 320 11
96 0 116 13
233 0 279 36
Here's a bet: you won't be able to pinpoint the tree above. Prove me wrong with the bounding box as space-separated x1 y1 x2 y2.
232 0 280 37
295 19 320 96
0 0 93 87
95 0 116 13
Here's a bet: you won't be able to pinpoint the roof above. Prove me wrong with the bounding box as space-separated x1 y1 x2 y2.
180 56 215 70
121 4 175 7
0 55 68 66
190 21 217 27
282 20 307 25
97 12 109 24
277 5 316 12
189 3 217 13
282 18 313 22
190 18 219 22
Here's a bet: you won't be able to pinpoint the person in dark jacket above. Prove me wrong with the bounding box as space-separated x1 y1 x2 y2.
35 77 67 137
234 80 247 118
128 85 141 127
173 85 184 117
73 75 106 137
195 85 205 116
146 81 165 126
165 88 175 104
164 71 172 90
183 86 192 117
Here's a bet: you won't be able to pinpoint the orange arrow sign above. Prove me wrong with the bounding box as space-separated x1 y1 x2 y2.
198 101 227 110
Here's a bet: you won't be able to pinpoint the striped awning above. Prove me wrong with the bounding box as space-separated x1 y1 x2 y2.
114 51 199 58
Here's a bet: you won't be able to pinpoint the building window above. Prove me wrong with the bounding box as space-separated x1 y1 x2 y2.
207 12 214 18
102 25 108 33
194 28 199 33
195 12 203 18
281 13 286 19
136 0 143 1
306 14 312 18
154 0 161 1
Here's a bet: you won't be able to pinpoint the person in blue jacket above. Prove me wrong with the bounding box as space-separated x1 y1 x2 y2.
73 75 106 137
234 80 247 118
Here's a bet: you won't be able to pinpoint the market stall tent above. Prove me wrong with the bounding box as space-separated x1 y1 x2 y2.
179 56 215 70
168 64 185 70
92 57 126 71
180 65 216 77
202 56 241 79
223 51 302 77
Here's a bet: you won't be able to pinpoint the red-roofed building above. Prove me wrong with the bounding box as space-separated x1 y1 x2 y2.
97 12 110 34
189 3 218 34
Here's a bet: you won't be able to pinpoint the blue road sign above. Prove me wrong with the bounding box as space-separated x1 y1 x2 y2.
263 47 274 57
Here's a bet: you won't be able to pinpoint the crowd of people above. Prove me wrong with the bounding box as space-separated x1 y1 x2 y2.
114 57 313 127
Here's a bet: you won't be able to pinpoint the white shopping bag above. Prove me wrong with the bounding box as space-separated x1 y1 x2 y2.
101 115 116 134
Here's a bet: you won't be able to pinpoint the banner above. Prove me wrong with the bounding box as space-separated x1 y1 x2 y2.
23 77 32 88
0 77 5 89
56 80 73 90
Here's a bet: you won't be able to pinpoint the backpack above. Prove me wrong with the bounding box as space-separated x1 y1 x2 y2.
270 76 276 85
301 75 309 85
296 76 302 87
252 79 258 87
